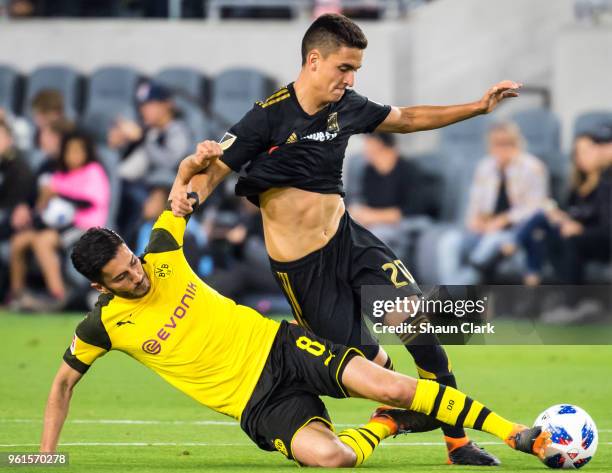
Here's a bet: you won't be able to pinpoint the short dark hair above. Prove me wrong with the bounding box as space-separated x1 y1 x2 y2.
57 130 97 172
71 227 124 283
31 89 64 114
48 117 75 137
368 132 396 148
301 13 368 65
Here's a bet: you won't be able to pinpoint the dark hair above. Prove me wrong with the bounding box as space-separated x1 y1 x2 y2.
31 89 64 114
71 227 125 283
47 117 75 136
58 130 97 172
0 119 13 137
368 132 396 148
570 133 600 193
301 13 368 65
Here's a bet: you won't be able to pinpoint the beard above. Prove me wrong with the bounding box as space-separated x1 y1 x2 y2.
107 276 151 299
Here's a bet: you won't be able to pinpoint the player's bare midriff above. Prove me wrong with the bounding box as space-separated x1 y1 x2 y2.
260 187 345 262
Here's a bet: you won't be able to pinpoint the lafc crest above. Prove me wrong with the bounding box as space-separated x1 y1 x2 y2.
327 112 340 133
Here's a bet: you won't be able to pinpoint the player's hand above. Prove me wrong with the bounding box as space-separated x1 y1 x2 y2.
194 140 223 170
169 185 195 217
479 80 522 114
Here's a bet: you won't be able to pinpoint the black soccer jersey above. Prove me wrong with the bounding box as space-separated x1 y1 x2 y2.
220 83 391 205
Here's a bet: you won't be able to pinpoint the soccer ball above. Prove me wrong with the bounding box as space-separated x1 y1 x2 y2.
534 404 598 469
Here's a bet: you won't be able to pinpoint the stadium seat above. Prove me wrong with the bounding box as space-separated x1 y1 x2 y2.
0 65 22 115
413 151 477 223
23 65 83 121
512 108 566 189
174 96 214 145
511 108 561 161
210 67 275 134
573 110 612 137
81 66 140 143
155 67 209 107
439 113 491 162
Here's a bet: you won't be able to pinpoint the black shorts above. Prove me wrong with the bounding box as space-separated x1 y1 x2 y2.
270 212 422 360
240 321 363 461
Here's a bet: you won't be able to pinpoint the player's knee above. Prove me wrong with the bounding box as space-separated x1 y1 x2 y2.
379 376 413 406
306 441 355 467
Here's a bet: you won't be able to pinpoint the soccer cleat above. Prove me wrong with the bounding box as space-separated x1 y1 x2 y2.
371 406 442 436
505 424 551 459
447 441 501 466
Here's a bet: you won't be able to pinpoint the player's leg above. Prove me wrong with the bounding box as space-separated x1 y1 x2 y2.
291 420 355 467
291 410 404 467
347 215 498 464
274 325 415 467
341 355 550 459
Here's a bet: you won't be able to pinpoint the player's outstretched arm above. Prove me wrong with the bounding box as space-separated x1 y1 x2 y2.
169 140 230 217
40 362 84 452
376 80 522 133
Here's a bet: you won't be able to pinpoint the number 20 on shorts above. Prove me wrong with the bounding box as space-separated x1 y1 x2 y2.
382 259 415 288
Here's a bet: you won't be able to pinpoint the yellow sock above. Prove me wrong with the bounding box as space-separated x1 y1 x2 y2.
410 379 515 441
337 421 392 466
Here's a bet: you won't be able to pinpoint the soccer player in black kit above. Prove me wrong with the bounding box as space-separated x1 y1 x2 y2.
172 13 522 465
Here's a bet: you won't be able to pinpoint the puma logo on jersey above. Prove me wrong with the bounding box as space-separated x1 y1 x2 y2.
303 131 338 142
117 314 134 327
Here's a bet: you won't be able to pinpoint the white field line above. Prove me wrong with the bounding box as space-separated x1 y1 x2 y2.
1 442 612 448
2 419 611 432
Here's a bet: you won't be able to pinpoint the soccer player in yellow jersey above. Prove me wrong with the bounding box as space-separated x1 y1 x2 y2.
40 149 550 467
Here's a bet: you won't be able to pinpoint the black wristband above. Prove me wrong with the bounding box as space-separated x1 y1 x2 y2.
186 191 200 210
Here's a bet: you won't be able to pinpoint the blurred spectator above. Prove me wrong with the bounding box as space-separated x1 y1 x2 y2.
1 118 73 283
0 121 34 298
516 134 611 286
349 132 438 257
205 193 280 311
6 0 36 18
462 121 548 282
114 81 191 243
593 123 612 178
13 89 67 153
9 131 110 311
313 0 342 17
0 121 34 240
34 118 74 185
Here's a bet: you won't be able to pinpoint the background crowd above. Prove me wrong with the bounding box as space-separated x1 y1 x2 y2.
1 76 610 319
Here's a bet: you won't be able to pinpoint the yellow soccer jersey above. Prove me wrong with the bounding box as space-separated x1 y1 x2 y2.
63 209 280 420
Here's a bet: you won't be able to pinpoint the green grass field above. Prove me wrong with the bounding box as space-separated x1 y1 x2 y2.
1 312 610 472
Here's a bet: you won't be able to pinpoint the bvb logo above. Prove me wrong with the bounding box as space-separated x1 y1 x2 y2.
274 439 288 457
154 263 173 279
